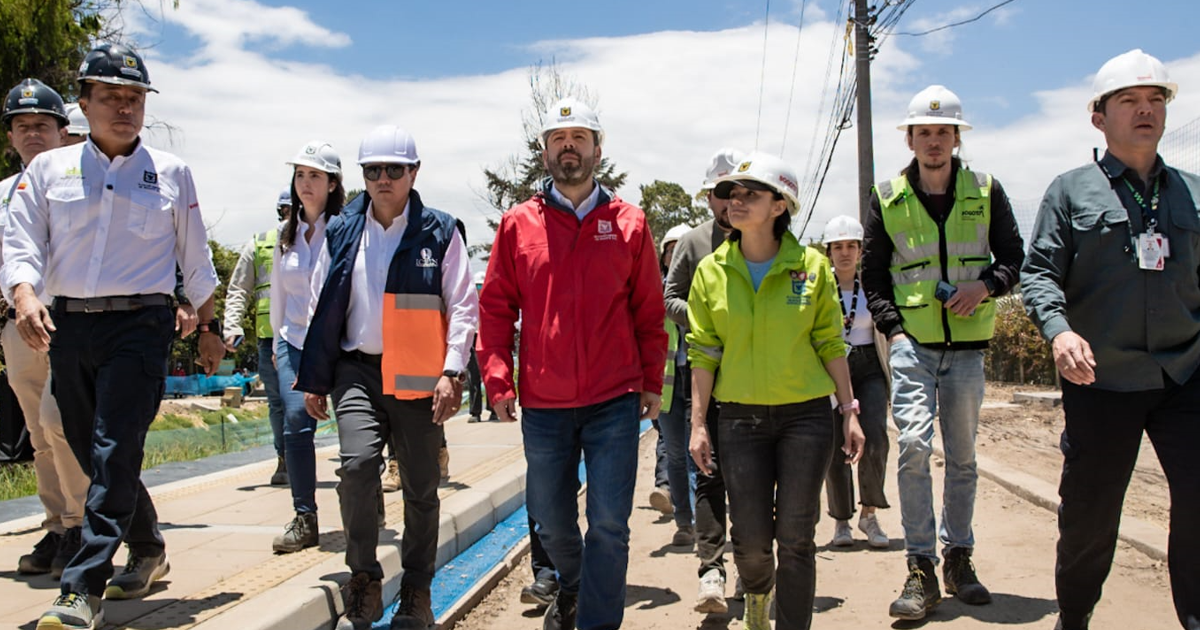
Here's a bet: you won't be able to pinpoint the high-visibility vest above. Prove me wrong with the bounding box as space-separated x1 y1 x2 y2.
876 168 996 344
253 229 276 339
661 319 678 414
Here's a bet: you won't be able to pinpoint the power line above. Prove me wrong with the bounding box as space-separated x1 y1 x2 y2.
779 0 810 155
894 0 1018 37
754 0 772 150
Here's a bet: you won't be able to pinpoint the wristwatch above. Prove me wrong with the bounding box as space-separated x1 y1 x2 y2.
198 320 222 337
982 277 996 297
442 369 467 384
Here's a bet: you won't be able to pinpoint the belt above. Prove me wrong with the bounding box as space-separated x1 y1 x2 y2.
52 294 174 314
341 350 383 367
849 343 877 353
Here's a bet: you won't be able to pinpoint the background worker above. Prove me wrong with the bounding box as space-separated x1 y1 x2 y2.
62 102 88 146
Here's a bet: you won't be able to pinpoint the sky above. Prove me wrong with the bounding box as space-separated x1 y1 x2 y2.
109 0 1200 251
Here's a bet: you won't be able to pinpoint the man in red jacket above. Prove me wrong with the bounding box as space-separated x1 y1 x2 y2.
478 97 667 630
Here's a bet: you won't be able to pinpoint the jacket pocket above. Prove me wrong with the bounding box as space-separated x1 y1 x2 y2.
46 186 87 232
128 190 175 240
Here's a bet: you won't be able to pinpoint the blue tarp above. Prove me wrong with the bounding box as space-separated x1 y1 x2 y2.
165 373 258 397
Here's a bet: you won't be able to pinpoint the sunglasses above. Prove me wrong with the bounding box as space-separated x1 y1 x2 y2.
363 164 412 181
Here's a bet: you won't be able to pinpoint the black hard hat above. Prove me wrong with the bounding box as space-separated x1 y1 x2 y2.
2 78 69 128
77 42 158 93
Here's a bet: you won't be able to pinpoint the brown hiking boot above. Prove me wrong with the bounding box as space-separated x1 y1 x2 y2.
438 446 450 482
389 583 434 629
889 556 942 620
272 512 318 553
335 572 382 630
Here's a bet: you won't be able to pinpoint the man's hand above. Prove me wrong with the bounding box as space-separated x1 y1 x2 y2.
223 335 240 352
431 375 463 425
12 283 54 352
841 410 866 465
640 392 662 421
1052 331 1096 385
175 304 198 337
197 330 226 376
493 395 518 422
689 423 715 476
944 280 989 317
305 392 329 420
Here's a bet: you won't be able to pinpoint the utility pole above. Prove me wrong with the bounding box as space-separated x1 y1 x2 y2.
854 0 875 224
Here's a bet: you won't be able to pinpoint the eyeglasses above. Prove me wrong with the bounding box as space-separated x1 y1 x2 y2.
363 164 412 181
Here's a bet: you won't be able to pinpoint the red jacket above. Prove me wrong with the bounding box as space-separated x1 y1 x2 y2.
478 185 667 409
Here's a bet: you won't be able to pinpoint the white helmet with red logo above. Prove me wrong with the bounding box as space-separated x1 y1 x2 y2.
1089 49 1177 112
822 215 864 244
711 152 800 216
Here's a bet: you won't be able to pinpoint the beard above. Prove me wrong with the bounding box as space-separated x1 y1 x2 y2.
713 208 733 231
546 148 595 187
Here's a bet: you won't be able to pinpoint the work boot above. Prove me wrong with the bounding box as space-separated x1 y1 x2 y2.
105 551 170 600
542 590 577 630
36 592 102 630
672 524 695 548
889 556 941 620
648 485 673 515
743 591 773 630
694 568 728 614
438 446 450 482
858 513 889 549
520 576 559 606
273 512 318 553
390 583 434 629
468 414 482 423
1054 612 1091 630
831 519 854 547
381 459 401 493
270 455 289 486
18 530 61 575
52 527 82 579
943 547 992 605
335 572 382 630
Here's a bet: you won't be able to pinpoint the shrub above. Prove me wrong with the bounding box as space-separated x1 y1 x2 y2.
985 293 1057 386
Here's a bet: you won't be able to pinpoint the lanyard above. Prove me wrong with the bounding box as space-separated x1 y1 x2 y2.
1122 175 1161 233
838 274 860 334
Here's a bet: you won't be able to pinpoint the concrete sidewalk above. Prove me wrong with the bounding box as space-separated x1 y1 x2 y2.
0 412 526 630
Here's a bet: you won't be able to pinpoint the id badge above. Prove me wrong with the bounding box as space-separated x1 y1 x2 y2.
1138 232 1165 271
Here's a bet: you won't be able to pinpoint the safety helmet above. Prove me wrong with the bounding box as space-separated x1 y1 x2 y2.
897 85 971 131
287 140 342 176
539 97 604 148
64 103 89 135
701 147 746 191
1089 49 1177 113
472 270 486 286
663 224 691 250
77 42 158 93
712 152 801 216
821 215 864 244
2 78 69 128
357 125 419 166
276 188 292 209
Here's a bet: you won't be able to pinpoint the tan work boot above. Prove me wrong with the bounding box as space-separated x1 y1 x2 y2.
381 459 401 493
438 445 450 482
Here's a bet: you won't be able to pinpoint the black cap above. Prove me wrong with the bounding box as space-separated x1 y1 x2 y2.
77 42 158 93
712 178 773 200
2 79 69 128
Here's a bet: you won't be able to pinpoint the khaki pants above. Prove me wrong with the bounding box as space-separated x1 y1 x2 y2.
1 320 88 531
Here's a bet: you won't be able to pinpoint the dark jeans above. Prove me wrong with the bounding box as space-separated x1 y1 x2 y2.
50 306 172 597
1058 375 1200 630
657 366 695 526
720 398 833 630
466 341 491 418
694 394 726 578
523 393 640 630
257 337 285 457
331 356 443 587
826 344 891 519
529 513 556 581
275 338 318 513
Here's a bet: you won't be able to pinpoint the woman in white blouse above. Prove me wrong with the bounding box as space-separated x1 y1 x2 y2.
268 140 344 553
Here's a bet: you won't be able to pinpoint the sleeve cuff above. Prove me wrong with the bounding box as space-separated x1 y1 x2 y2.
1042 316 1072 342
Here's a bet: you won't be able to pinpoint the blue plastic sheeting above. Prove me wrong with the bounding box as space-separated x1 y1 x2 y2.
165 373 258 397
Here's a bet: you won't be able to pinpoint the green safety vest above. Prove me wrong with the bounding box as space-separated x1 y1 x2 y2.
876 168 996 344
253 229 276 339
662 318 678 414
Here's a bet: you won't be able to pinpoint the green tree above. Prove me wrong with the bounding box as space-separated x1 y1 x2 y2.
638 180 708 245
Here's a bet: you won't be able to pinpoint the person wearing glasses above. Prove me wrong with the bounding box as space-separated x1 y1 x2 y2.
297 125 477 630
268 140 345 554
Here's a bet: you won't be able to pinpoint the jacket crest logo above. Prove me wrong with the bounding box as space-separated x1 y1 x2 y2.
598 220 612 234
416 247 438 268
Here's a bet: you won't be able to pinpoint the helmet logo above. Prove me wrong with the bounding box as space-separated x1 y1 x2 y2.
124 56 138 68
560 106 571 117
20 88 33 98
305 145 316 154
929 100 941 111
778 174 797 194
737 161 751 172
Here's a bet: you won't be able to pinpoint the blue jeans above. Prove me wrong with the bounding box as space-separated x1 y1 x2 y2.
258 337 285 457
889 336 984 562
657 366 695 527
275 338 318 513
523 393 640 630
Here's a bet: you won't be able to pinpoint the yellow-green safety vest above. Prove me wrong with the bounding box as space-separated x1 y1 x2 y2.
876 168 996 344
662 318 678 414
253 229 276 339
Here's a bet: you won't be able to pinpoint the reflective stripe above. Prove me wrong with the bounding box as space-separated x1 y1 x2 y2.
254 289 271 301
890 233 941 260
392 293 446 312
394 374 442 392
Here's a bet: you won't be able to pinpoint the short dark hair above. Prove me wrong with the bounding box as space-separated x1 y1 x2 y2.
79 82 92 100
1094 86 1169 115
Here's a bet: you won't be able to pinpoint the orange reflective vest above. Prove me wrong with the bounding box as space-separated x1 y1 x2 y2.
382 292 448 399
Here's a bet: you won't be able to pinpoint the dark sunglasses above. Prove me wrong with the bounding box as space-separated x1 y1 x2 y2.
363 164 412 181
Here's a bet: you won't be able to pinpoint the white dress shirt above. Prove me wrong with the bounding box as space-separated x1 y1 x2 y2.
309 199 478 372
0 171 48 304
3 139 217 307
270 216 327 349
549 180 601 221
841 285 874 347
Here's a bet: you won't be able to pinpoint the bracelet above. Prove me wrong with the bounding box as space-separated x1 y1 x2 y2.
838 399 860 413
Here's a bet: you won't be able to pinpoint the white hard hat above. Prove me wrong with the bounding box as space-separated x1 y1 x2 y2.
712 152 801 216
276 188 292 208
701 148 746 191
539 97 604 148
1089 49 1177 113
822 215 864 244
358 125 420 166
64 102 88 135
897 85 972 131
663 224 691 251
287 140 342 176
472 271 486 286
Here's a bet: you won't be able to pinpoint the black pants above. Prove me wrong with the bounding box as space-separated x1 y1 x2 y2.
50 306 172 597
1058 374 1200 630
825 344 890 519
466 343 491 418
694 393 726 579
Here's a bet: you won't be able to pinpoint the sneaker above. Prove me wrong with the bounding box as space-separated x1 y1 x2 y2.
390 583 434 629
381 459 401 493
542 591 577 630
943 547 992 605
104 552 170 600
36 592 102 630
671 525 695 548
649 485 673 515
889 556 942 620
520 576 559 606
438 446 450 482
335 572 382 630
744 591 773 630
273 512 318 553
52 527 82 579
270 455 289 486
858 513 890 549
694 568 728 614
19 531 62 575
467 415 482 423
831 519 854 547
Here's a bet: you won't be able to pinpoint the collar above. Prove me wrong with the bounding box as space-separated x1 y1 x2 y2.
84 135 144 167
905 157 961 196
365 199 410 235
1099 151 1166 185
549 180 601 213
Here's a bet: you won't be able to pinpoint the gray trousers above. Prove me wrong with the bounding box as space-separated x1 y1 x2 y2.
331 355 443 587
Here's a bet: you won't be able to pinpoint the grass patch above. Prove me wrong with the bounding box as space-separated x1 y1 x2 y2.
0 463 38 502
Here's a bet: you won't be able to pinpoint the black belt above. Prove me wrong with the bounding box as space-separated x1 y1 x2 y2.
52 294 174 314
341 350 382 367
849 343 877 353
